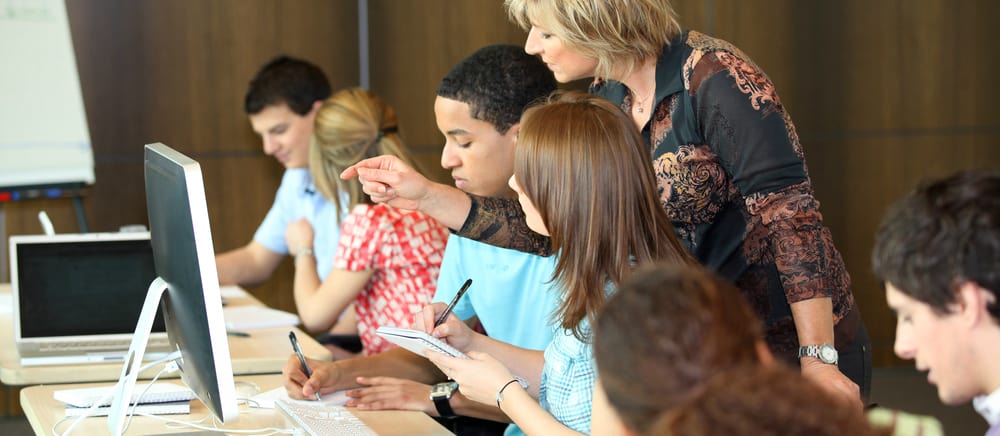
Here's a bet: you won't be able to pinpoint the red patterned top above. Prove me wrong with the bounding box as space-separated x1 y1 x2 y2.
334 204 449 355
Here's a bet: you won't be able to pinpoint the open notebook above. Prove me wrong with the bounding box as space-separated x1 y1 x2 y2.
9 232 171 366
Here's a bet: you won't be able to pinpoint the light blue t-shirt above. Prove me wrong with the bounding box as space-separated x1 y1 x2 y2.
432 234 560 351
432 234 561 436
253 168 348 280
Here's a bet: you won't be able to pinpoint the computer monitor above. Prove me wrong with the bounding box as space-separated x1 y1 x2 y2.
108 142 238 434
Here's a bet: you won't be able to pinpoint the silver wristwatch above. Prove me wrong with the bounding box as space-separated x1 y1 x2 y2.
798 344 838 365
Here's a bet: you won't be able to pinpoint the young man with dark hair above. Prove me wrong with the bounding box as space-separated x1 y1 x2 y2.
216 56 345 288
872 170 1000 436
216 56 360 354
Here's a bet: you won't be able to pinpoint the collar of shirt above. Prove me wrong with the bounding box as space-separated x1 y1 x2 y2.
973 388 1001 426
590 31 689 108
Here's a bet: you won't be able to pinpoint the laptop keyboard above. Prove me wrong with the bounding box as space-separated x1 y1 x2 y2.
275 400 376 436
38 337 170 352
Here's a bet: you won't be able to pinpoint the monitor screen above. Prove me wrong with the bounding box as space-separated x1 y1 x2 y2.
109 142 237 433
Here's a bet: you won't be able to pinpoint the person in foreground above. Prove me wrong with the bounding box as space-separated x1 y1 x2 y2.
872 170 1000 436
590 262 771 435
417 91 694 435
283 45 559 435
344 0 870 407
285 87 448 356
649 364 891 436
590 262 937 436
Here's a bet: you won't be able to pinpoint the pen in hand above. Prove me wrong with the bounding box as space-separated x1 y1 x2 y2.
434 278 473 328
288 331 322 401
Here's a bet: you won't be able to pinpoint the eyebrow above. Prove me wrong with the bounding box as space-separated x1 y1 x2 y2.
445 129 470 136
267 123 289 134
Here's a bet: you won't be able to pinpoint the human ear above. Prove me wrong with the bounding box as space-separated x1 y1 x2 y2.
956 281 992 327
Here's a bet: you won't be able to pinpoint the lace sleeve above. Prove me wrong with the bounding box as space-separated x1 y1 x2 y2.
456 193 552 256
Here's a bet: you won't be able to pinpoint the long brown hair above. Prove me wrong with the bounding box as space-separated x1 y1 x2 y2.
594 263 764 433
514 91 693 339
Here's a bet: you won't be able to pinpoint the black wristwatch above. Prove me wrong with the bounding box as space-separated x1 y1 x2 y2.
430 381 459 418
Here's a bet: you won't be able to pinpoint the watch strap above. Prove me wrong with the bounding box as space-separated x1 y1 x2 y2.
431 382 458 418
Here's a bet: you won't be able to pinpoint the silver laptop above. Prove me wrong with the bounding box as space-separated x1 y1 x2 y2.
9 232 170 366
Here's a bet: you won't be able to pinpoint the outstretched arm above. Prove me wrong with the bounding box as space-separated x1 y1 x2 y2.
340 155 471 230
283 347 444 400
342 155 551 255
345 376 512 422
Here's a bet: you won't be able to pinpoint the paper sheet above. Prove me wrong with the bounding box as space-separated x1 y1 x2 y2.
247 386 349 409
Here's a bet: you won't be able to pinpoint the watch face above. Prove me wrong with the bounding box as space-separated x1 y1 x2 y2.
432 381 458 398
820 345 838 363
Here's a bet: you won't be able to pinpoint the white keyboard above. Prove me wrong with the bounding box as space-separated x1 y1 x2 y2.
37 337 170 352
275 400 376 436
54 382 194 407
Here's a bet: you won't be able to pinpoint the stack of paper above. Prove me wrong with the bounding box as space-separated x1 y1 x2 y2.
223 306 301 330
54 382 194 417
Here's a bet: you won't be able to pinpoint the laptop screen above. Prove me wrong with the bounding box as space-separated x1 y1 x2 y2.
15 236 167 338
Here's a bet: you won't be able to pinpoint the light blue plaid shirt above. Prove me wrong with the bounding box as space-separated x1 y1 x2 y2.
538 321 595 434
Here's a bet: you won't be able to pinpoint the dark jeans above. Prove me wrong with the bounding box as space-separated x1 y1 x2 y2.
315 333 363 353
837 321 873 404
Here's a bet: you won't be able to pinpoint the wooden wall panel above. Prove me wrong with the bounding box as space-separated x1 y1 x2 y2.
705 0 999 366
710 0 998 133
808 134 998 363
368 0 527 182
1 0 358 315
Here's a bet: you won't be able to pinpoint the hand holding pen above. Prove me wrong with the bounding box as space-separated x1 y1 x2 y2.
434 279 473 327
288 331 322 401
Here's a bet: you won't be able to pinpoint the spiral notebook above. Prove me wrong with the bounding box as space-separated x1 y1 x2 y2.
374 326 468 359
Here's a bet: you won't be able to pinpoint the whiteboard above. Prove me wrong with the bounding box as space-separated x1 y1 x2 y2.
0 0 94 189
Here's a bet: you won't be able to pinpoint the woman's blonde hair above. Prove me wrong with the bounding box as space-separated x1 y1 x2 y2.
310 87 419 221
515 91 693 339
505 0 681 79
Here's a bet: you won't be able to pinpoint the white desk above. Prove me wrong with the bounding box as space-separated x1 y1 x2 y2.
20 374 451 435
0 284 331 385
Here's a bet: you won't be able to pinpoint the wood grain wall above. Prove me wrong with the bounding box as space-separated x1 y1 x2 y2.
673 0 999 366
0 1 997 378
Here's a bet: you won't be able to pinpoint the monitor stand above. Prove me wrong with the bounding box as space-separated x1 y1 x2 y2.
108 276 176 435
